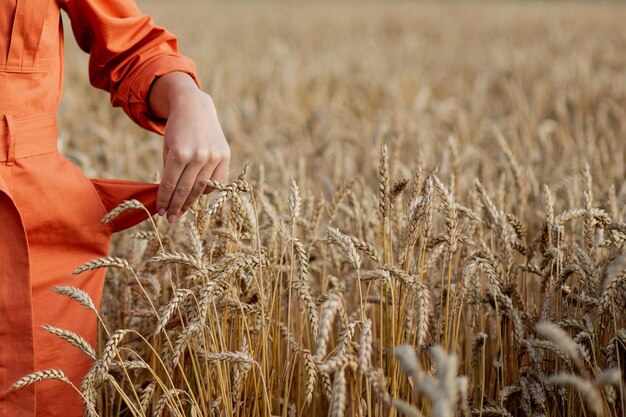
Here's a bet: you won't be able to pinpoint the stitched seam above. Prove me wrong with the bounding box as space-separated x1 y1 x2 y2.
0 149 57 162
0 63 51 74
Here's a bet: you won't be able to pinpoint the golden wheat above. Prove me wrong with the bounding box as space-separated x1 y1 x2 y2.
11 2 626 416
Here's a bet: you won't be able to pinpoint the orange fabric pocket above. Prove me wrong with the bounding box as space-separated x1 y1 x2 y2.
89 178 159 233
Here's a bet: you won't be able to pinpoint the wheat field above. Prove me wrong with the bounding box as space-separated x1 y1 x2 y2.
18 2 626 417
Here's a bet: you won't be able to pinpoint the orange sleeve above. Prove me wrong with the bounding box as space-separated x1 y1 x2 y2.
60 0 201 134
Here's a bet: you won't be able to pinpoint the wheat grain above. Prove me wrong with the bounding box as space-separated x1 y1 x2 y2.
12 369 70 389
536 321 586 374
171 323 203 366
393 399 425 417
73 256 132 275
94 329 129 387
42 324 96 359
316 293 344 360
53 286 97 313
358 319 372 372
101 199 145 224
148 251 207 272
289 178 302 224
546 373 603 415
330 366 347 417
327 226 362 270
154 288 193 334
471 406 513 417
140 381 156 413
378 142 390 222
200 350 255 365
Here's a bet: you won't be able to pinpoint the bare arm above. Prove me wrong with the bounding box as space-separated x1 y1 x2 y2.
149 71 230 223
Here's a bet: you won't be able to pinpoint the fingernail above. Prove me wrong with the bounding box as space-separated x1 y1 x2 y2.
158 208 166 216
168 214 177 224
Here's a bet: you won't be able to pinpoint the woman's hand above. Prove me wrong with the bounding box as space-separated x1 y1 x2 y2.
148 72 230 223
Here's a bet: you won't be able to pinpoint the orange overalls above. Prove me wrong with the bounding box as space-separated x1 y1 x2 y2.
0 1 199 416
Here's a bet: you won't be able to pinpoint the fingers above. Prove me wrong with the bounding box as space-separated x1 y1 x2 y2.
210 159 230 184
177 164 213 216
157 149 188 219
165 161 209 223
158 149 230 223
181 159 229 213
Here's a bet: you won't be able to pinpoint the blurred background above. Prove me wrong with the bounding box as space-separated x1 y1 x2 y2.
59 0 626 220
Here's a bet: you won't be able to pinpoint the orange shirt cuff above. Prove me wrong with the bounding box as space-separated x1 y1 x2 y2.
118 53 201 135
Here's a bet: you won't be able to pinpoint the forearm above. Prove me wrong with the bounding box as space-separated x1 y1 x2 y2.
148 71 201 119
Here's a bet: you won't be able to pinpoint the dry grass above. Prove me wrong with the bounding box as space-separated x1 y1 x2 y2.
17 2 626 416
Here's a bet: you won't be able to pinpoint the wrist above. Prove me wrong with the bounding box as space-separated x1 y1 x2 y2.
149 71 201 119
